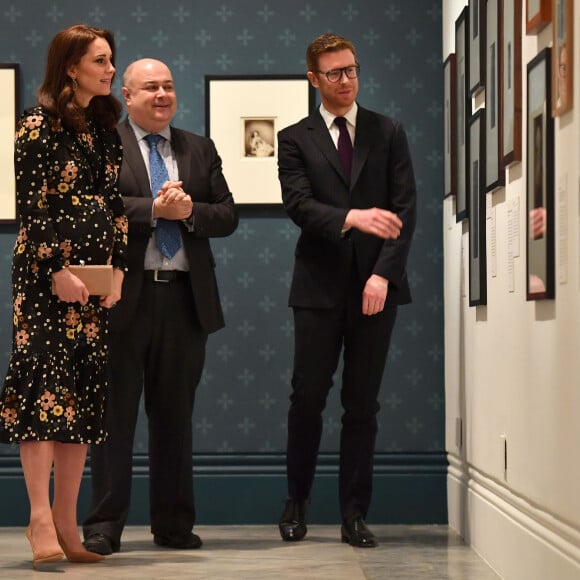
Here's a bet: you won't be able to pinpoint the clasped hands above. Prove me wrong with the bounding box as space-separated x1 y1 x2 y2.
153 180 193 220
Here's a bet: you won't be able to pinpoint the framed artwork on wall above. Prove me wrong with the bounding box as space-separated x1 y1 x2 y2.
468 108 487 306
455 7 469 221
485 0 504 192
205 75 315 204
443 54 457 198
0 63 19 223
526 0 552 34
551 0 573 116
501 0 522 167
526 48 554 300
469 0 486 95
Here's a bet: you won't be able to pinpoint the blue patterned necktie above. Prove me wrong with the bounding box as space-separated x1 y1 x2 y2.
145 134 182 259
334 116 353 182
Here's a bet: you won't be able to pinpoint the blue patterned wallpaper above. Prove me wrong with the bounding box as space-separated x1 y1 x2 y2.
0 1 443 455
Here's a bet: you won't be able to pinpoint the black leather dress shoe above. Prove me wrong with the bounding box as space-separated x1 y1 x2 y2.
153 532 203 549
278 498 308 542
341 517 378 548
83 533 119 555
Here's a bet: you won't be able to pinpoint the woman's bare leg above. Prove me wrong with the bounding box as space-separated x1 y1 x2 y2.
19 441 62 556
51 442 89 553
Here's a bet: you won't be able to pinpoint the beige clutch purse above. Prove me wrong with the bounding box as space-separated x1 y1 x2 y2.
52 264 113 296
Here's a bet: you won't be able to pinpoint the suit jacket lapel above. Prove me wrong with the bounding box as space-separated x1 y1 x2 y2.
351 106 372 190
170 127 191 187
307 111 348 185
119 120 153 197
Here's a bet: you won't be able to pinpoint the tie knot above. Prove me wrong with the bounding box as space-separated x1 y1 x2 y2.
334 116 347 128
146 133 162 148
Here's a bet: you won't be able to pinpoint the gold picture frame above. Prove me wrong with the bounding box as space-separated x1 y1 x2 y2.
551 0 573 116
526 0 552 34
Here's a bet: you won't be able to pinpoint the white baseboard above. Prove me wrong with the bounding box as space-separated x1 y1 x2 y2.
448 454 580 580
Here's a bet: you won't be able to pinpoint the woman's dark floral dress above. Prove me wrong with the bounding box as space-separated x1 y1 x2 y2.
0 106 128 444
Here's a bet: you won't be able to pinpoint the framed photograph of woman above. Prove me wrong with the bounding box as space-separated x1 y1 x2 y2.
468 109 487 306
526 48 554 300
551 0 573 116
501 0 522 167
444 54 457 198
469 0 486 95
485 0 504 192
526 0 552 34
244 121 275 158
456 7 469 221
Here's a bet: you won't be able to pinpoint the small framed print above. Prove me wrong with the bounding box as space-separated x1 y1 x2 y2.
468 109 487 306
455 7 469 221
444 54 457 198
526 48 554 300
469 0 486 95
551 0 573 116
526 0 552 34
501 0 523 167
485 0 504 192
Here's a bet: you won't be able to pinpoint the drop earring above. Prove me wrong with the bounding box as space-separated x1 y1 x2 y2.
72 78 78 91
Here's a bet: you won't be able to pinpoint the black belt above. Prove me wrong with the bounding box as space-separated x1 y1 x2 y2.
144 270 189 283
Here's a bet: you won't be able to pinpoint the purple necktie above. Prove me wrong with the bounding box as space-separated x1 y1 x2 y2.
334 116 353 181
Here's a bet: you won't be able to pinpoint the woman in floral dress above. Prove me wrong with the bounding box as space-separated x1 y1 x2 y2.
0 24 127 567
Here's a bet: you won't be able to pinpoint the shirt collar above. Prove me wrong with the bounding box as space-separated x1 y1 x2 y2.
129 117 172 143
319 102 358 130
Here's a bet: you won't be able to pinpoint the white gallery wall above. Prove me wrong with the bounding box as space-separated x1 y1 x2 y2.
443 1 580 578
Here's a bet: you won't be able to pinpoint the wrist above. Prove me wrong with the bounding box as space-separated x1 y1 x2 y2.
344 209 358 231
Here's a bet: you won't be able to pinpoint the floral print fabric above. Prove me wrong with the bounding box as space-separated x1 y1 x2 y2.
0 106 128 444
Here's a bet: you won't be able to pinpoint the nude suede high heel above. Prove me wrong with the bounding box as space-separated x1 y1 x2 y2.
25 526 64 569
54 527 105 563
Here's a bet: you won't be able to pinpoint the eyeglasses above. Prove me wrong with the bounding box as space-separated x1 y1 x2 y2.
317 65 360 83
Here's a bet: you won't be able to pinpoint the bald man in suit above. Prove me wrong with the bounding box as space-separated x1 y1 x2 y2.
83 58 238 554
277 33 416 548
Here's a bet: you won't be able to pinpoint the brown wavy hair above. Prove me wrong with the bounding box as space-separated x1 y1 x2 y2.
37 24 122 132
306 33 357 72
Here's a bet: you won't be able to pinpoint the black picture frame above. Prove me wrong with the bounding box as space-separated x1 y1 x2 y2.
0 63 19 223
205 75 315 204
526 48 554 300
501 0 523 167
485 0 504 192
444 54 457 198
468 109 487 306
455 7 469 221
469 0 486 95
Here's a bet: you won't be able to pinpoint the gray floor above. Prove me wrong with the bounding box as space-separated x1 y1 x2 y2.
0 525 500 579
